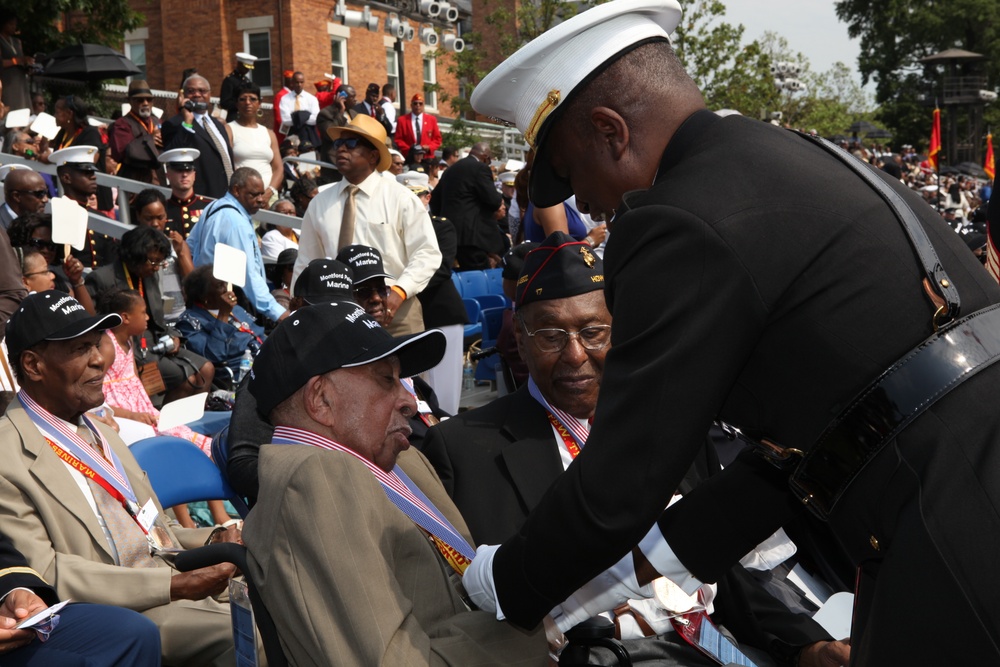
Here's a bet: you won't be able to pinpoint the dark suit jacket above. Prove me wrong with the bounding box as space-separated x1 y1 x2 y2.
108 114 162 184
430 155 504 254
350 101 392 135
490 110 1000 641
417 215 467 327
0 531 57 605
315 105 357 183
161 114 234 199
85 261 178 340
422 387 832 661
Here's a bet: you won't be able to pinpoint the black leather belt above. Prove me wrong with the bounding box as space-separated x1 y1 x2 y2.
787 303 1000 520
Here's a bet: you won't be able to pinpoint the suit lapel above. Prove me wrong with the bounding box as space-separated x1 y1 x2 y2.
498 389 565 511
8 405 115 560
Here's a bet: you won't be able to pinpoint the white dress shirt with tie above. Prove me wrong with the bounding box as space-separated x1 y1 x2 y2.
279 90 320 126
292 171 442 299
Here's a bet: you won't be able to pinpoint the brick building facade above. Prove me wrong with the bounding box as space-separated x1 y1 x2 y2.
123 0 464 126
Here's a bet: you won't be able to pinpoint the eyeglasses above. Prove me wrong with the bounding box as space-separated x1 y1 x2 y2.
23 268 55 278
28 238 57 251
520 321 612 353
333 137 374 151
145 258 170 270
184 87 210 95
354 285 389 301
15 189 49 199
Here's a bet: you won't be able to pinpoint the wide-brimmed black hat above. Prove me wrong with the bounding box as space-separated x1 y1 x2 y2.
6 291 121 360
249 301 446 415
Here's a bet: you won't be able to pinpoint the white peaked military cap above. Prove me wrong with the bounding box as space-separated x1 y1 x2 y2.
236 52 257 68
396 171 429 188
0 164 30 181
49 146 99 169
471 0 681 206
498 171 518 187
157 148 201 167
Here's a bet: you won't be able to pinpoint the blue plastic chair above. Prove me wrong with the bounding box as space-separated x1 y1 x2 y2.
458 270 489 300
484 268 504 296
473 294 507 310
131 435 249 516
475 306 507 383
463 298 483 338
450 271 464 297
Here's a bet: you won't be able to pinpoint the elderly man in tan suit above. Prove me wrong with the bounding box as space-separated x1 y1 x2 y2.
0 291 241 666
244 301 546 665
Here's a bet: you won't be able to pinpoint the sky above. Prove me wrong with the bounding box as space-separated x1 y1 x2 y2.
719 0 864 81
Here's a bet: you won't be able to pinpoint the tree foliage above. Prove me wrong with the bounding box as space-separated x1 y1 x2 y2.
834 0 1000 149
0 0 142 56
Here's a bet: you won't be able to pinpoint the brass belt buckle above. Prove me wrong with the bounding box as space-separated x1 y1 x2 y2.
749 437 804 470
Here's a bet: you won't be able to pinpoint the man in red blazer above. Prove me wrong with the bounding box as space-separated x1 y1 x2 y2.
394 93 441 163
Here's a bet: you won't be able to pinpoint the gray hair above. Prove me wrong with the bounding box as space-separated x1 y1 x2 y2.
230 167 262 189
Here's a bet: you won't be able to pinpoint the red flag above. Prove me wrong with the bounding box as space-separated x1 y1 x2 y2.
929 107 942 170
986 132 995 181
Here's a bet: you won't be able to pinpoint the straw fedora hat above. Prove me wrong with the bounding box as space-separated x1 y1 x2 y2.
326 115 392 172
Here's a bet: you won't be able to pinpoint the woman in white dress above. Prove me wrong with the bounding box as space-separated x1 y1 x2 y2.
227 82 283 204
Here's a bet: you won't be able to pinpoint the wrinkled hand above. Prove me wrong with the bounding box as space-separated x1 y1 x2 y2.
385 290 404 326
218 291 237 319
153 128 163 149
169 563 236 601
167 336 181 356
0 589 47 653
798 639 851 667
62 256 85 285
209 525 243 546
168 231 188 257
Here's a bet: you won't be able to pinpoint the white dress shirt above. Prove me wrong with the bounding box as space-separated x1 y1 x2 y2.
278 90 320 126
381 99 397 132
293 170 441 299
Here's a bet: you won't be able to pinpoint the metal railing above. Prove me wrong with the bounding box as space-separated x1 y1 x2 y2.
0 152 304 236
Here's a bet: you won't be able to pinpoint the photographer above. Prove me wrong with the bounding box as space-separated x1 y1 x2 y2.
160 73 235 198
86 226 215 403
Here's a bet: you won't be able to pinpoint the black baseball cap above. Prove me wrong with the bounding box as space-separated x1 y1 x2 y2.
249 301 447 415
515 231 604 308
6 291 122 359
336 245 394 285
293 258 354 305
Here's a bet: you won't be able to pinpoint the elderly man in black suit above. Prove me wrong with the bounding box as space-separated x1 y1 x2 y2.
429 142 504 270
161 74 234 199
423 232 846 666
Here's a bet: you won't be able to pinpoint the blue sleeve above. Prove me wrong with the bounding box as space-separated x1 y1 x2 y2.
216 212 287 321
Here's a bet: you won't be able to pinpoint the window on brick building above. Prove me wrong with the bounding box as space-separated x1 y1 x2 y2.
243 30 272 92
125 42 146 82
331 37 348 83
386 49 400 95
422 55 437 110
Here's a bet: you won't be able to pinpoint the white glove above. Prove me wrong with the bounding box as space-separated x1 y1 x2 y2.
462 544 505 620
550 550 654 634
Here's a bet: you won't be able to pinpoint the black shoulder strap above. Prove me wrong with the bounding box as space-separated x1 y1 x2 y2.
799 132 961 328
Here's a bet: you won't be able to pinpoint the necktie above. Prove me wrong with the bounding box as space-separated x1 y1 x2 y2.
294 94 301 111
338 184 359 251
370 104 376 118
76 426 158 569
201 115 234 181
415 116 422 145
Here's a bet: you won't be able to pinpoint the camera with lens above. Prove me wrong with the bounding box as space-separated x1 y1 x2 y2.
182 100 209 113
150 335 175 354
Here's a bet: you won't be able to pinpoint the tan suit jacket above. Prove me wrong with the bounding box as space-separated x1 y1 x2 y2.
244 443 546 666
0 400 235 666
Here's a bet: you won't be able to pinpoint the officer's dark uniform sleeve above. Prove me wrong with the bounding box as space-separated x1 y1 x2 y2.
492 204 802 627
0 532 58 606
